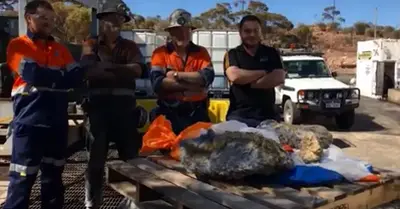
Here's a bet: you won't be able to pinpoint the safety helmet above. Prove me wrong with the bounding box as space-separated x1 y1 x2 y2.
165 9 196 31
97 0 131 23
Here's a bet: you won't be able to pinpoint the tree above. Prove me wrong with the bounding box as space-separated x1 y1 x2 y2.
392 30 400 39
294 24 312 45
316 22 327 31
64 5 90 42
51 2 90 43
322 6 345 29
0 9 17 16
199 3 234 29
353 22 369 35
0 0 16 11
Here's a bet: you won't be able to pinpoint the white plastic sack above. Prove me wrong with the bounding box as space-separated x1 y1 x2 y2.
318 145 372 181
211 120 248 134
210 120 280 143
291 151 305 166
291 145 373 182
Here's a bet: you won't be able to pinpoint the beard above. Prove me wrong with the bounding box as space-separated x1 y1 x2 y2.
242 41 260 50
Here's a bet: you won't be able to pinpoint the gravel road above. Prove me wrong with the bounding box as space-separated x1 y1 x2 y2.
317 96 400 170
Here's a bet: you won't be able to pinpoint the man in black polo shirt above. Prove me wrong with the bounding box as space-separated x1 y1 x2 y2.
224 15 286 127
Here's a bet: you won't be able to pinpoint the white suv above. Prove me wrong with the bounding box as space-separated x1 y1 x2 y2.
275 50 360 129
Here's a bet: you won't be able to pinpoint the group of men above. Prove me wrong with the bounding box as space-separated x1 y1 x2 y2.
3 0 285 209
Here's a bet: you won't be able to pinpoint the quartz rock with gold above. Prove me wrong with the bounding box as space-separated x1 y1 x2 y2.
257 120 333 163
180 129 294 180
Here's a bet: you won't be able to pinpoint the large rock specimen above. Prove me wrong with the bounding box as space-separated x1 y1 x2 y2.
180 129 294 180
257 120 333 163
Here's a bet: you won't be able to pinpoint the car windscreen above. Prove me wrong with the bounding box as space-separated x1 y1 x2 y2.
283 60 331 78
211 76 228 89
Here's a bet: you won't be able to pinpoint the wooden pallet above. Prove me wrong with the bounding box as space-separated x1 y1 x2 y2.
107 156 400 209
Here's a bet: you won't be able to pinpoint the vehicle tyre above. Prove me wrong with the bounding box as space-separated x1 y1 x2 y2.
283 99 302 124
335 109 355 130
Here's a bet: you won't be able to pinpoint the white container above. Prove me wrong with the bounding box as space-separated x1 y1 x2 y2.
356 39 400 99
120 30 167 63
192 30 241 75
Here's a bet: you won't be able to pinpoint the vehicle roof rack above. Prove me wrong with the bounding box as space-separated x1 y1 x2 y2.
279 48 324 57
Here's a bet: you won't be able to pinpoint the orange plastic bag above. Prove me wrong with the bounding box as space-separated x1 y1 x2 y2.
140 115 176 154
358 174 380 182
170 122 212 160
140 115 212 160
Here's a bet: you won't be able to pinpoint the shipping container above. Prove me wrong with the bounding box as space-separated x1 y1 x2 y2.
120 29 167 64
356 39 400 99
191 30 241 76
120 30 167 96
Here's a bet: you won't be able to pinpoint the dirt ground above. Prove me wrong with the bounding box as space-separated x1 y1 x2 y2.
318 96 400 170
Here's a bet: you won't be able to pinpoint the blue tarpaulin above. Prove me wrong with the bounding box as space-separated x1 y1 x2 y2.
249 165 346 187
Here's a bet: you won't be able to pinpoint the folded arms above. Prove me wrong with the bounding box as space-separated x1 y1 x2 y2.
7 40 85 89
80 39 147 83
149 48 215 96
224 49 285 89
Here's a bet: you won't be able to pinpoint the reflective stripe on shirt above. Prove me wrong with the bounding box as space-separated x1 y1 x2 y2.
89 88 136 97
11 85 73 97
9 163 40 175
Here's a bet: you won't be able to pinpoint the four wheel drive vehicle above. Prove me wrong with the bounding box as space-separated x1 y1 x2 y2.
207 75 230 98
275 50 360 130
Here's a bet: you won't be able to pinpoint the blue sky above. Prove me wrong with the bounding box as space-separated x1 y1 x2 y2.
124 0 399 27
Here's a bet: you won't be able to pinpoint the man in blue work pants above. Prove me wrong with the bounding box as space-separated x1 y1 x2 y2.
3 1 85 209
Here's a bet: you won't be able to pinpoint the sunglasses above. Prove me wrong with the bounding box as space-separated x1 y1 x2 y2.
30 13 57 22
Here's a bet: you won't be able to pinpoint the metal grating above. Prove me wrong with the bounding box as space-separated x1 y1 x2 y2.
1 149 125 209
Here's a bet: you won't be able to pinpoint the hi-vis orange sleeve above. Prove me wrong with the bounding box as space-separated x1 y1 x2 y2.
151 47 167 71
199 47 213 70
7 39 26 75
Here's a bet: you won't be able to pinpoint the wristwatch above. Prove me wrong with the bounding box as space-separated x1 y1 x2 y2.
173 72 179 80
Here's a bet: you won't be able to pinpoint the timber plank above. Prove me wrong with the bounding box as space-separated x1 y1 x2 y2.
260 186 327 208
333 183 365 195
107 161 228 209
0 181 8 205
150 156 400 209
316 180 400 209
130 158 272 209
210 180 307 209
0 129 7 136
151 157 309 209
374 167 400 181
109 181 137 200
149 156 192 176
139 200 175 209
301 187 347 202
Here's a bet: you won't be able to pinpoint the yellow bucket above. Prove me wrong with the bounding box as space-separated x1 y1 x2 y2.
136 98 230 133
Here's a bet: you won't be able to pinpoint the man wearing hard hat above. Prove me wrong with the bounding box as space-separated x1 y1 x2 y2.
80 1 147 208
150 9 215 135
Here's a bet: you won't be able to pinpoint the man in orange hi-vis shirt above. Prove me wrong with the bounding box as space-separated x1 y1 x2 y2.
4 1 85 209
149 9 215 137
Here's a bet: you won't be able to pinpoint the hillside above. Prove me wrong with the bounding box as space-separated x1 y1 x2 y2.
1 0 398 76
313 29 361 75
